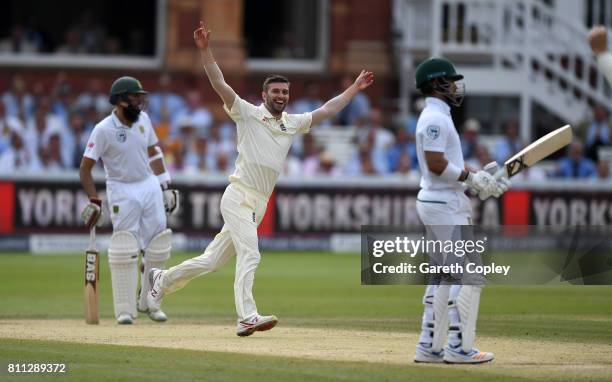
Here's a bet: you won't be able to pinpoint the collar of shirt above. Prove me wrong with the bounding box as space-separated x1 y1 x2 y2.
111 110 132 129
258 103 287 123
425 97 451 116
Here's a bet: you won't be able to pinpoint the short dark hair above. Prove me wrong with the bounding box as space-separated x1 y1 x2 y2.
263 74 290 91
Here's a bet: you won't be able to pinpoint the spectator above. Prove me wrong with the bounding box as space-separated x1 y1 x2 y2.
184 135 214 174
56 28 86 54
23 97 66 166
2 76 35 120
293 82 330 127
65 113 90 168
317 151 342 176
0 125 37 172
50 72 74 123
103 37 122 54
388 128 417 173
301 134 322 177
283 151 302 177
216 152 234 174
494 120 523 164
345 143 380 176
393 151 420 181
359 108 395 151
207 123 235 165
596 160 611 181
583 105 611 161
0 24 41 53
405 97 425 136
466 145 492 171
335 74 371 126
172 89 213 137
148 73 186 130
74 78 112 116
0 102 25 155
556 141 597 179
461 118 481 160
39 130 68 171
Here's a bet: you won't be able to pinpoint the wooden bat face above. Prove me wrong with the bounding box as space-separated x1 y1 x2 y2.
84 249 99 325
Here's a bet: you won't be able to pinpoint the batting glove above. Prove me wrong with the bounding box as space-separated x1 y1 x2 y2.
82 197 103 230
162 186 180 215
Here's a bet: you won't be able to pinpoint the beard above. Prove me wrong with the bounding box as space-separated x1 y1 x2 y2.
265 98 286 114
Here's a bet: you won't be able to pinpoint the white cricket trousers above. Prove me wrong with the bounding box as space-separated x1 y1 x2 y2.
162 182 268 321
106 175 166 249
416 188 471 226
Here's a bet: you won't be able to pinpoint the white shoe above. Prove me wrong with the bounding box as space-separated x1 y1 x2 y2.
236 314 278 337
146 268 164 313
414 343 444 363
443 346 494 364
117 312 133 325
147 309 168 322
138 292 168 322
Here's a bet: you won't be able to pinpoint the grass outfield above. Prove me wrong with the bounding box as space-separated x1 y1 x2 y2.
0 252 611 381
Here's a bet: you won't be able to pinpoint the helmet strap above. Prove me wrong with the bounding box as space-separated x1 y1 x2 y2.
431 78 465 107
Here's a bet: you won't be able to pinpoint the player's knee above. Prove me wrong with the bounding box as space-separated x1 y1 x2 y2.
108 231 139 264
145 228 172 263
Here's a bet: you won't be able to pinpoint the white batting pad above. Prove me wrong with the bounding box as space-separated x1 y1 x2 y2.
431 284 450 353
108 231 139 318
450 285 483 352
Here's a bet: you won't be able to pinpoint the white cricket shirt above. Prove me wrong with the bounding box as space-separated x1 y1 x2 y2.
415 97 465 191
224 96 312 197
84 110 158 182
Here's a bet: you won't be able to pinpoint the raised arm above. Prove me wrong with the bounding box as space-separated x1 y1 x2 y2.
310 70 374 127
588 26 612 87
194 21 237 108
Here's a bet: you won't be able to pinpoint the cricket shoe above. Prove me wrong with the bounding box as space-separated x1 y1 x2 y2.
137 300 168 323
236 314 278 337
146 268 165 313
117 312 133 325
443 346 494 364
414 343 444 363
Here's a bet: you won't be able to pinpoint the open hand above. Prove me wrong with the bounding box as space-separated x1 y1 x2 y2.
588 25 608 55
353 70 375 91
193 20 211 50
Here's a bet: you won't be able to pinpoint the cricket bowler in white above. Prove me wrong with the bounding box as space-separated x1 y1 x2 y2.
79 76 179 325
147 21 374 337
588 25 612 88
412 57 511 364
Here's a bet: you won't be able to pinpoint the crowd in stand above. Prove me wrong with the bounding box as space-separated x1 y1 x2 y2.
0 73 611 182
0 17 147 56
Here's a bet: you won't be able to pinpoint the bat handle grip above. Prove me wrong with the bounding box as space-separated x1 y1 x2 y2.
89 226 96 247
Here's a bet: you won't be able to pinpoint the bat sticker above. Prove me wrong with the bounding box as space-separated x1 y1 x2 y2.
506 156 527 177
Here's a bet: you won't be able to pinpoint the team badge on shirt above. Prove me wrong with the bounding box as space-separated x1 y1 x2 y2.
139 125 145 134
426 125 440 140
116 130 127 143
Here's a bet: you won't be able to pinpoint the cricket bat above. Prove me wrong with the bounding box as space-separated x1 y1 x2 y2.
84 226 100 324
493 124 573 179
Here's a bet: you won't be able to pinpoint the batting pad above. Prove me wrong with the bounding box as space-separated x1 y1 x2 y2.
108 231 139 318
449 284 483 352
431 284 450 353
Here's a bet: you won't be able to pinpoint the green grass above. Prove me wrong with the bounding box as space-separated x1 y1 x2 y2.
0 338 536 382
0 252 611 381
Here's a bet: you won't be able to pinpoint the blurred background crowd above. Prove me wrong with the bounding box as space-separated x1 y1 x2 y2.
1 71 611 182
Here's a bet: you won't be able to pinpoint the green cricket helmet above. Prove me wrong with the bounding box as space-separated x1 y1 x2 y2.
109 76 147 105
415 57 464 89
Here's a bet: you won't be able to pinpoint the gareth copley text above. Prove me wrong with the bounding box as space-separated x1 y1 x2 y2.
372 262 511 276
